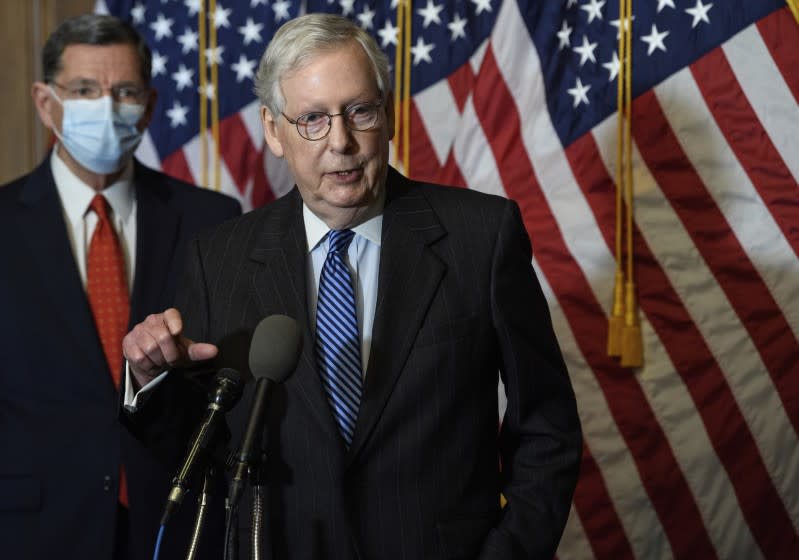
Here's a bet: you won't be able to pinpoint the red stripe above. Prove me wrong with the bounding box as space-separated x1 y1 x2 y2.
632 89 799 434
161 148 195 184
569 132 799 558
218 113 259 196
403 101 468 188
691 48 799 258
757 8 799 105
474 45 716 559
447 60 475 113
573 445 635 559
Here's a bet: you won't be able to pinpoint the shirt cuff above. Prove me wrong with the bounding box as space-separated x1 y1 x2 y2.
123 361 169 412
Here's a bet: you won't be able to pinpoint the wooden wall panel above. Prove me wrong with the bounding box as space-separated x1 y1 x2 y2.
0 0 95 185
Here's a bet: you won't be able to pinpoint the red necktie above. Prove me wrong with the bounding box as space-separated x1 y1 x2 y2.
87 194 130 507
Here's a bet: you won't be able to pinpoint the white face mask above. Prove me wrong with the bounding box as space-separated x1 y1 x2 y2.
50 88 145 174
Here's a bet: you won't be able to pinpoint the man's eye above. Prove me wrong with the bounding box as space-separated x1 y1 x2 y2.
75 87 95 97
301 112 326 125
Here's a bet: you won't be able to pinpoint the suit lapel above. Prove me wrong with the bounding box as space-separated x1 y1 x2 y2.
129 162 180 324
248 189 343 443
348 171 447 459
17 159 107 378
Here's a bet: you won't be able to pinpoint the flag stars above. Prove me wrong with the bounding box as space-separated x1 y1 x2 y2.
411 36 435 65
657 0 676 13
573 35 598 66
557 20 573 50
378 19 399 47
199 82 216 100
231 54 257 82
131 3 146 25
566 0 578 8
211 5 232 29
339 0 356 16
166 101 189 128
641 23 669 55
418 0 444 28
205 45 225 65
610 15 635 40
602 51 620 81
581 0 605 24
152 51 168 77
357 6 377 30
238 17 264 45
273 0 292 21
471 0 492 16
448 13 468 42
184 0 201 16
686 0 713 28
150 13 174 41
171 64 194 91
250 0 267 6
177 28 199 54
567 77 591 107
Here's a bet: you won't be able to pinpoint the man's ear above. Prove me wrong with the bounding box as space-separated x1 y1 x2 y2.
31 82 57 130
384 90 395 141
261 106 284 158
138 87 158 132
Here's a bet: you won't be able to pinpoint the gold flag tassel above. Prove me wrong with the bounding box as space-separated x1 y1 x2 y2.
393 0 412 175
198 0 208 187
620 0 643 367
209 0 221 191
787 0 799 24
607 0 629 357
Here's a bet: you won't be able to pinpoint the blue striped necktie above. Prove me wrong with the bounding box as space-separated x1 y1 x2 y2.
315 229 362 446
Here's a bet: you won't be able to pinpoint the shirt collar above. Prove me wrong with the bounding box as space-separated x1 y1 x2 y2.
303 204 383 252
51 146 136 226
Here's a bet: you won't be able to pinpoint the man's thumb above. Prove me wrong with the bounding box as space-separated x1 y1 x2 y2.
186 341 219 362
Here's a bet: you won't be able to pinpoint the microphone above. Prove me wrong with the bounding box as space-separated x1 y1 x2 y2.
160 367 246 525
227 315 301 509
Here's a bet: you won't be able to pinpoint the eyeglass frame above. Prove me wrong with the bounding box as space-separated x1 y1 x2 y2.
49 80 149 104
280 98 384 141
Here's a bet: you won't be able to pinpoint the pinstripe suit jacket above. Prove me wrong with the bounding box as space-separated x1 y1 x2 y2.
131 167 581 559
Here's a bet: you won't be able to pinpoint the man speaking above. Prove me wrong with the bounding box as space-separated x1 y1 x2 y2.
123 13 581 559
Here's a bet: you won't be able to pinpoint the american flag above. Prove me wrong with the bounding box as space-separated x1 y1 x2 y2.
97 0 799 557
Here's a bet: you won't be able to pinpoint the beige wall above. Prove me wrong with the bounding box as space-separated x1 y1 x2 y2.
0 0 95 185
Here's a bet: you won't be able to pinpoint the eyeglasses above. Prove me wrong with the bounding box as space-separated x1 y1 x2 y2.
281 99 383 141
50 80 147 105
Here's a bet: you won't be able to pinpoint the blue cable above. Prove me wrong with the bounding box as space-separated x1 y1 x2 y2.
152 524 166 560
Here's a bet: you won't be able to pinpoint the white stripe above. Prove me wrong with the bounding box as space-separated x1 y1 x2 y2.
593 105 799 534
414 80 460 166
534 259 671 560
239 99 265 149
492 0 616 314
725 25 799 185
450 97 507 198
133 131 162 171
557 504 595 560
656 62 799 340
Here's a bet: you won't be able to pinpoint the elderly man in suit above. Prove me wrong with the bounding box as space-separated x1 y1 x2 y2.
123 13 581 560
0 13 240 560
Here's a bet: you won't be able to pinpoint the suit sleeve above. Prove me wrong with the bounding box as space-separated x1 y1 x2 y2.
479 200 582 559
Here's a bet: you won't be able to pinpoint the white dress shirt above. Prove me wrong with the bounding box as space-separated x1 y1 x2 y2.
51 147 137 290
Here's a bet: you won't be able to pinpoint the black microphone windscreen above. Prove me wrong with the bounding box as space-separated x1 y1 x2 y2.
248 315 302 383
216 367 246 387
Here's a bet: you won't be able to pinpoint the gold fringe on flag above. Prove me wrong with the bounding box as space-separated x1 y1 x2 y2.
787 0 799 24
198 0 208 187
394 0 412 176
209 0 221 191
608 0 643 367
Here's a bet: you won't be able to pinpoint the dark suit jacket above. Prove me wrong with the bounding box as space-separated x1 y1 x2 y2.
128 167 581 559
0 157 241 559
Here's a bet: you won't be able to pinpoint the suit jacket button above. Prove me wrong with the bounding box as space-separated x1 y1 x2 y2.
103 475 112 492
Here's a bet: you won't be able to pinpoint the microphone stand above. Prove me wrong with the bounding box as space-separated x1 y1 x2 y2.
250 453 267 560
185 466 214 560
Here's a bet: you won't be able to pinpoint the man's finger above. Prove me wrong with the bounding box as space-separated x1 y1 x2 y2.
186 342 219 363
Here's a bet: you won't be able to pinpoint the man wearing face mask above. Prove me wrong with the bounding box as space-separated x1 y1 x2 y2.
0 14 241 560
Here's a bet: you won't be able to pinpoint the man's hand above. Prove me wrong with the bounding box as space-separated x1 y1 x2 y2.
123 308 218 389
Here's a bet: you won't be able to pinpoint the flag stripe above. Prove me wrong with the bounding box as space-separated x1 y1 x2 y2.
756 8 799 105
635 88 799 432
693 48 799 262
474 37 717 557
572 129 797 558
